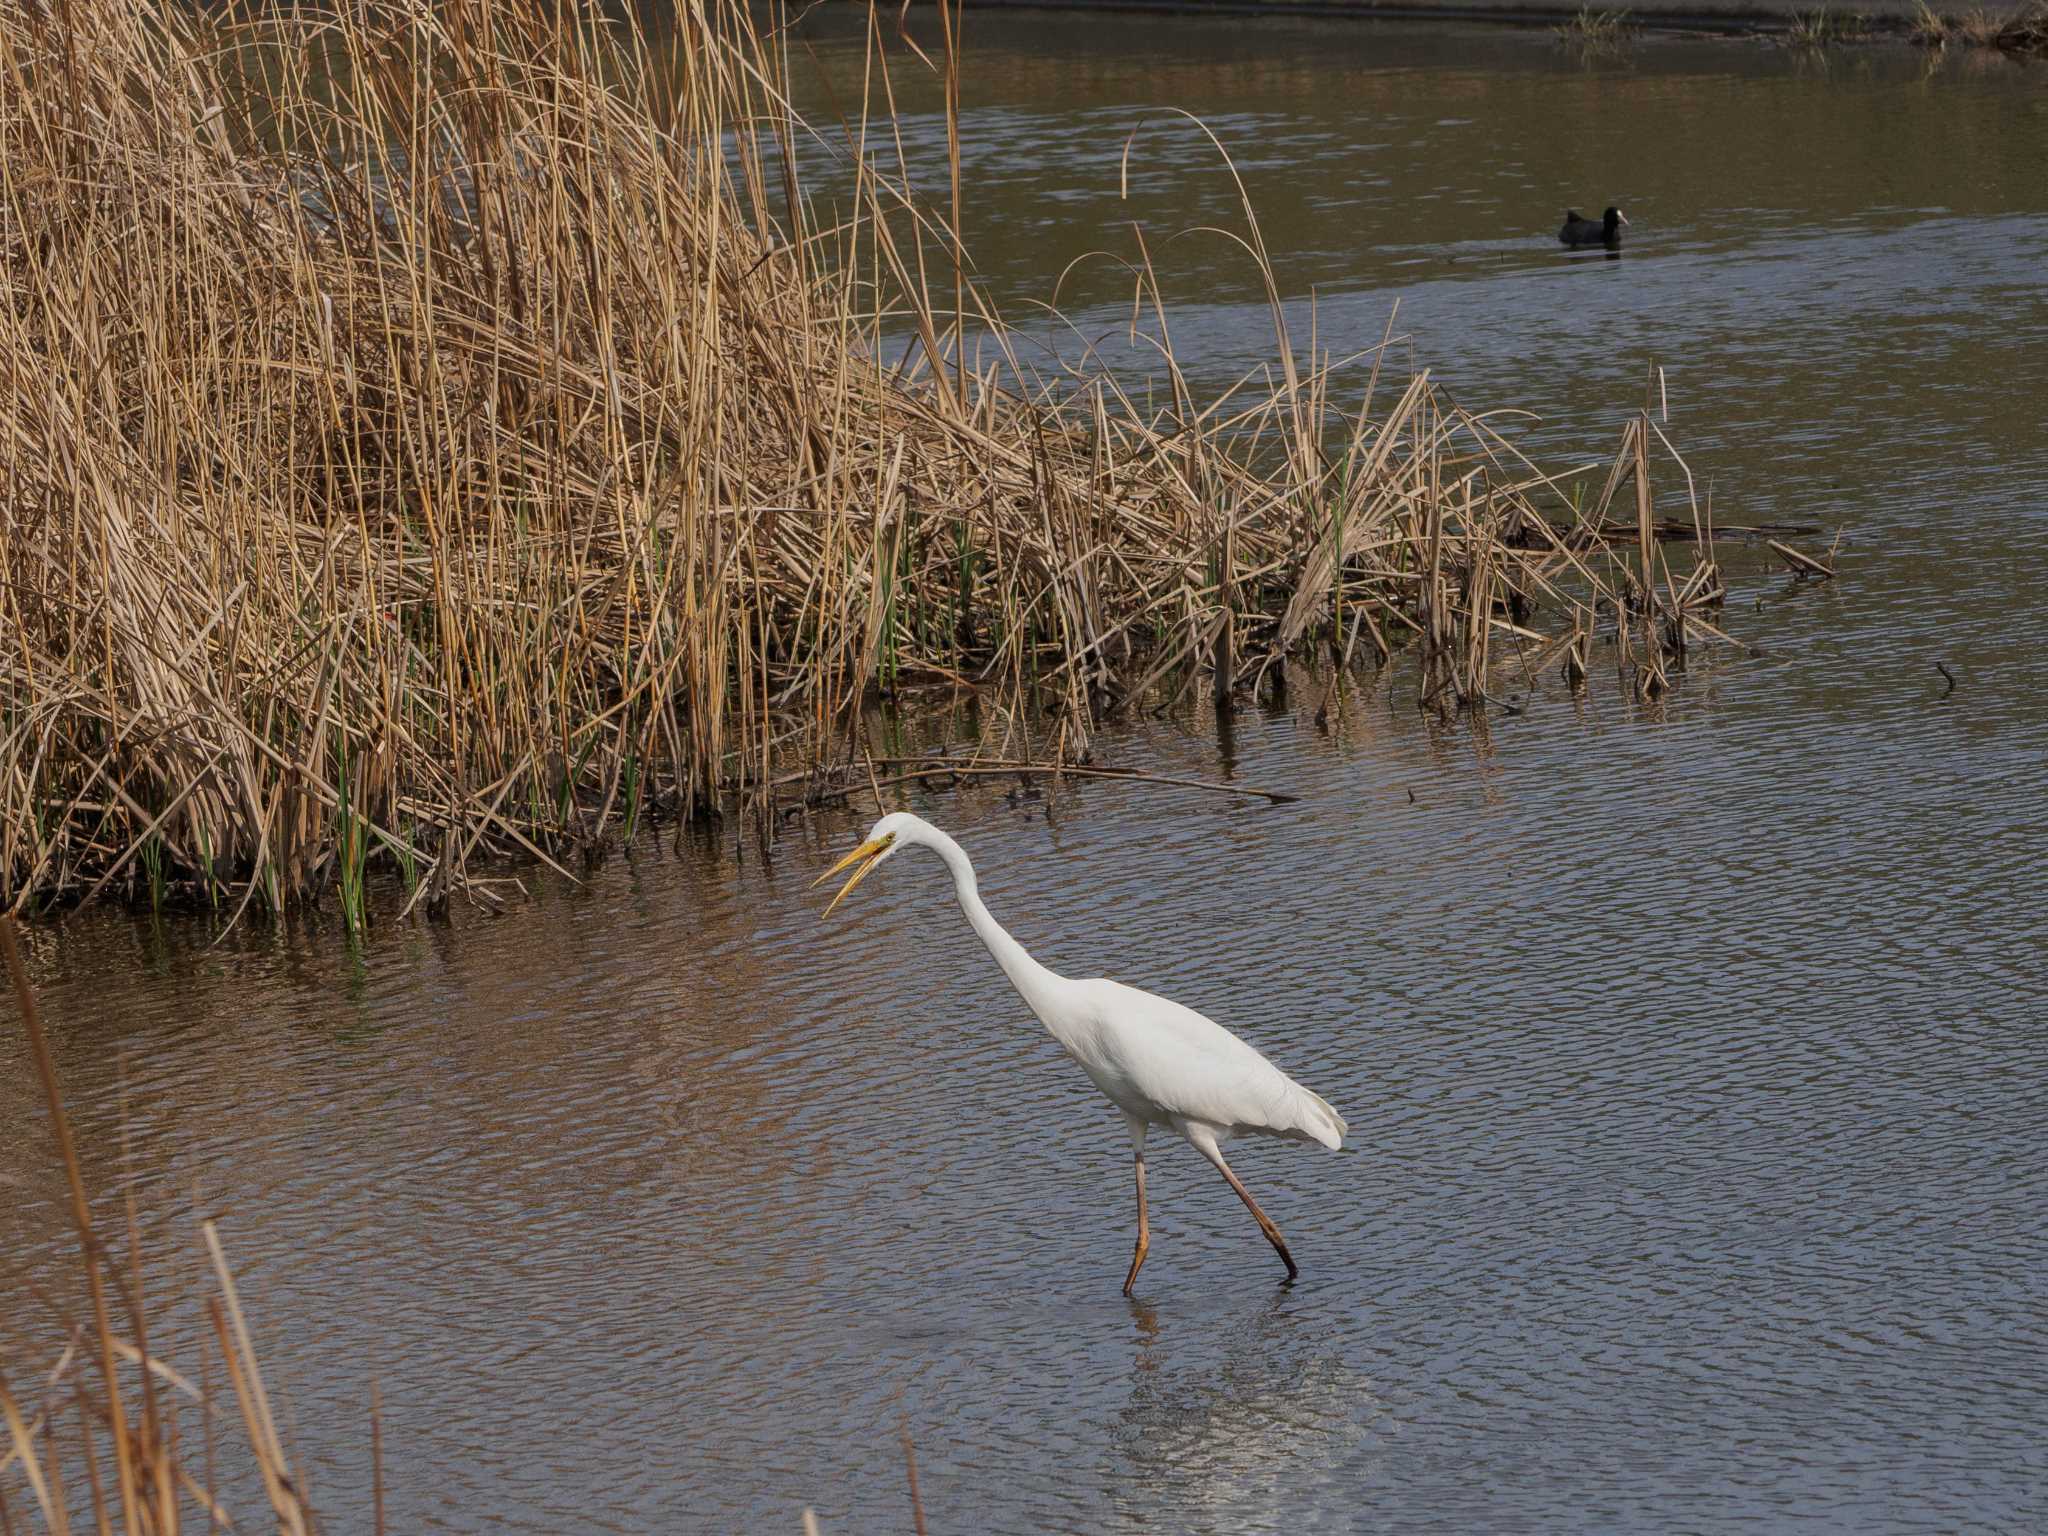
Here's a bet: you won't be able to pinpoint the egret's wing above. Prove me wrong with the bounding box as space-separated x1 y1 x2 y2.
1075 978 1346 1148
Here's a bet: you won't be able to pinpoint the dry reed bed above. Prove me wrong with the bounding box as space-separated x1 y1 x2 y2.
2 0 1723 923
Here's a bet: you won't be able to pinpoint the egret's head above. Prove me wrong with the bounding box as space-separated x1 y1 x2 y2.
812 812 918 916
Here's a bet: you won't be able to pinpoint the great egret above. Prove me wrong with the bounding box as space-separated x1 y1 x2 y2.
815 812 1346 1294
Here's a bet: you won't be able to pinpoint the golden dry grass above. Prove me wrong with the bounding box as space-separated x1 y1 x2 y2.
1 0 1715 924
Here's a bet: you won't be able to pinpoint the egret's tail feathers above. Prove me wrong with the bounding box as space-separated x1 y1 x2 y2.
1289 1086 1347 1150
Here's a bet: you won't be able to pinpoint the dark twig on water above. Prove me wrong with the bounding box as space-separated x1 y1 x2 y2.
371 1379 386 1536
1768 538 1835 581
866 762 1301 805
902 1422 929 1536
1526 518 1820 550
1936 662 1957 697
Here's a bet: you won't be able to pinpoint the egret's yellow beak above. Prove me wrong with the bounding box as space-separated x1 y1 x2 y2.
812 833 895 916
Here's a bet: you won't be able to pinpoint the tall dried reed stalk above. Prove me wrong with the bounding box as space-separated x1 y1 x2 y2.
0 0 1713 920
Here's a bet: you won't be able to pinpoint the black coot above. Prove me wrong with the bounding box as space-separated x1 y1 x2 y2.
1559 206 1629 246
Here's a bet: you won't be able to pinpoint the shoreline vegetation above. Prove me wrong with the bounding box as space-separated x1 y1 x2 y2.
1902 0 2048 48
1016 0 2048 51
2 0 1766 928
1551 0 2048 49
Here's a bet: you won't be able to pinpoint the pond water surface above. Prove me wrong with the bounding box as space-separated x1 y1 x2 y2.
4 16 2047 1534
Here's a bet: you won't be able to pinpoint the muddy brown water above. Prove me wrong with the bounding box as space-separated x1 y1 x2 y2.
6 17 2048 1533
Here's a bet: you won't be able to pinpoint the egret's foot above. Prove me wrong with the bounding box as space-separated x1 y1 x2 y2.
1122 1236 1150 1296
1259 1224 1298 1280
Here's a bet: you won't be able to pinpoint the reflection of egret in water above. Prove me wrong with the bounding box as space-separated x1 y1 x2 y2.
1108 1290 1392 1527
1129 1296 1163 1356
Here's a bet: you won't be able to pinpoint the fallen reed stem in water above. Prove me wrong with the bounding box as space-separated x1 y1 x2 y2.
1 0 1746 921
1768 539 1837 581
860 760 1301 806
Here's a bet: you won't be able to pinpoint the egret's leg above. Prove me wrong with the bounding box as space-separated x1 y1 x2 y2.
1122 1114 1150 1296
1191 1132 1298 1280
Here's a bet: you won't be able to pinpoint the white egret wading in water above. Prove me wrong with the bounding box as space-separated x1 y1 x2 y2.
816 812 1346 1293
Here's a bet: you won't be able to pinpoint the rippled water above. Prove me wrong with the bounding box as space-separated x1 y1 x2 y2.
6 16 2048 1534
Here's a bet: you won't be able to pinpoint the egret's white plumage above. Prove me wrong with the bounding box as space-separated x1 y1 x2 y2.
815 811 1346 1292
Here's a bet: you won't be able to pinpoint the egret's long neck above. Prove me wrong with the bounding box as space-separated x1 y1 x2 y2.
922 829 1060 1004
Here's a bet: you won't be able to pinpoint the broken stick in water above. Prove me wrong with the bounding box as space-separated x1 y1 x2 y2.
865 762 1301 806
1767 539 1836 581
